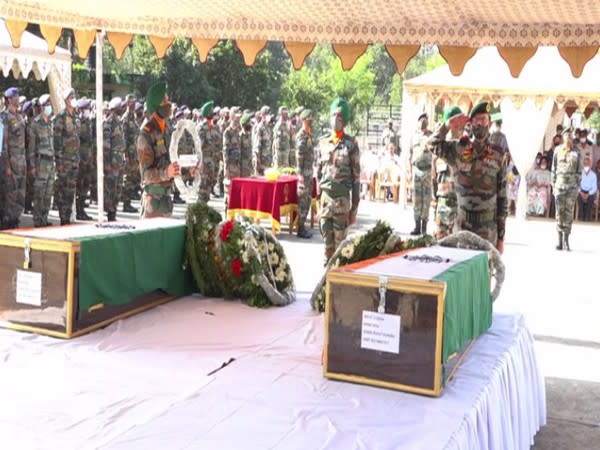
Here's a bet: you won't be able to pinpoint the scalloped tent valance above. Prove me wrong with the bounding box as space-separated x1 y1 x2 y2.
2 0 600 75
0 19 71 110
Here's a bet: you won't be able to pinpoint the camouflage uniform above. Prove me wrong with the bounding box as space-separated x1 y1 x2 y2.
317 134 361 262
76 114 94 218
430 124 508 245
288 122 297 168
273 118 291 168
432 154 457 239
27 115 55 226
552 143 581 249
137 117 173 218
239 126 253 177
24 114 34 213
215 117 228 195
223 121 242 205
296 126 314 233
410 129 433 226
121 110 141 205
253 120 272 175
102 113 126 219
178 127 195 186
196 118 222 202
0 109 27 227
53 108 80 224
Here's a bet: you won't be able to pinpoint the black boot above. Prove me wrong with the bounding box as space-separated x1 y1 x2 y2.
421 219 428 235
564 232 570 251
410 219 421 235
107 211 117 222
297 226 312 239
60 217 71 226
122 201 139 213
76 208 93 221
556 231 563 250
172 194 186 204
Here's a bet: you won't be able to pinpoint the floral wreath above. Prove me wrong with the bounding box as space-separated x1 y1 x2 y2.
169 119 203 199
185 201 295 307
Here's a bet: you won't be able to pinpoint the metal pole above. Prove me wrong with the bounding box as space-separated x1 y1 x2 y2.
95 31 105 222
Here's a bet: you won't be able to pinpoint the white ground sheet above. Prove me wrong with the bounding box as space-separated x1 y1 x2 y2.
0 296 545 450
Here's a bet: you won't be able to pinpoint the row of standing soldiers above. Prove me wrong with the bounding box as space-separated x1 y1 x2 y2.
0 86 144 228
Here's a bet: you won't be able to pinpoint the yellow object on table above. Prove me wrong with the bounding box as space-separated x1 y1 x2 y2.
265 168 280 181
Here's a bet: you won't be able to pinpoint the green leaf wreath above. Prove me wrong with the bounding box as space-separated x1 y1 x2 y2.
185 201 295 307
310 220 436 312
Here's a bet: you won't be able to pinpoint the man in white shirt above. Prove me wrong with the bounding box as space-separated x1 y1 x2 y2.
577 157 598 221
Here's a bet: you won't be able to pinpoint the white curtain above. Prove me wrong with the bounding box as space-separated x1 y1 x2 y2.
399 90 427 208
500 97 555 219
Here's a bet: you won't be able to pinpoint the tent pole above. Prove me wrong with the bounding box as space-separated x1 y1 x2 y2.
95 30 105 222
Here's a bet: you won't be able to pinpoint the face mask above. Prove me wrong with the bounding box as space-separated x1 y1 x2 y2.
579 137 586 144
540 164 547 170
157 104 172 119
584 166 591 172
44 105 52 116
472 125 489 140
69 98 77 108
330 115 344 132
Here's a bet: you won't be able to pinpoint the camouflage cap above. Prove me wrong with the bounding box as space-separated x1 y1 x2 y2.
240 113 252 126
39 94 51 106
442 106 462 123
145 81 166 113
126 93 136 102
22 100 32 113
260 105 270 114
108 97 122 110
300 108 313 120
18 95 27 105
469 101 493 119
294 106 304 115
63 87 76 100
76 98 90 109
330 97 351 122
201 100 214 118
278 105 288 114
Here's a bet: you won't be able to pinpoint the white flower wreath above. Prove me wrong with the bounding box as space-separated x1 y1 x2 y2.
168 119 203 199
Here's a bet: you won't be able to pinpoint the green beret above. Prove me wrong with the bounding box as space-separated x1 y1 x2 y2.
469 101 493 119
300 109 312 120
240 113 252 126
146 81 166 113
330 97 351 123
442 106 462 123
201 100 214 118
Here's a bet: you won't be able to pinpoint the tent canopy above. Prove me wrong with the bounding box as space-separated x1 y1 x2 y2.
0 18 71 108
403 46 600 111
2 1 600 75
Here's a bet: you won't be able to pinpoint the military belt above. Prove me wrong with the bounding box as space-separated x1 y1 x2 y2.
38 153 54 159
462 208 496 226
144 184 171 195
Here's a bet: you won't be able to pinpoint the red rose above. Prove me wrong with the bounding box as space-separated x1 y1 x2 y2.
220 220 234 241
231 258 243 277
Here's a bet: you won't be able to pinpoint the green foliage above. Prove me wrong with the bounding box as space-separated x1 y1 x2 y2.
585 110 600 132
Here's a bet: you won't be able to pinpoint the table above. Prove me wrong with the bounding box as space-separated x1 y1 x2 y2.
0 297 545 449
227 175 317 234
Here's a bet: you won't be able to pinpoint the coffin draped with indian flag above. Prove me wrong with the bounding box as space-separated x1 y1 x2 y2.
324 245 491 397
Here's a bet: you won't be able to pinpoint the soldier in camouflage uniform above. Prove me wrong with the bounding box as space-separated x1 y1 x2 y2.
120 93 140 213
196 101 222 203
75 98 94 220
23 100 35 214
317 98 361 264
239 113 253 178
137 82 180 218
273 106 292 168
53 88 80 225
102 98 126 221
409 113 433 235
1 87 27 229
26 94 55 227
429 101 508 253
253 106 273 175
432 107 462 239
213 107 229 197
552 129 581 251
295 109 315 239
222 110 242 207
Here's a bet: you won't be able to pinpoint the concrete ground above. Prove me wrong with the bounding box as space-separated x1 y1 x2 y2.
17 196 600 449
